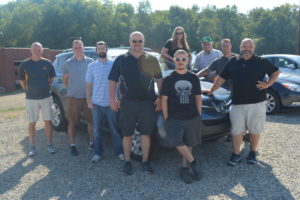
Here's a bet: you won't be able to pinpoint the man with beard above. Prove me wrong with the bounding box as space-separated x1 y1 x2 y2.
203 38 279 166
86 41 124 163
161 49 202 184
109 31 163 175
63 40 94 156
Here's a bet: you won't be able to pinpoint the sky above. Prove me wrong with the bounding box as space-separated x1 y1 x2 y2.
0 0 299 14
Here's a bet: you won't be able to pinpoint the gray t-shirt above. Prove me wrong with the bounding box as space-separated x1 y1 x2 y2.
19 58 56 100
63 56 94 98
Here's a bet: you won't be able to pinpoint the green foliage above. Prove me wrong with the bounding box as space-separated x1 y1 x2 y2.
0 0 298 54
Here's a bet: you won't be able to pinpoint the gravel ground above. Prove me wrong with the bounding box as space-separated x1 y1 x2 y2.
0 96 299 199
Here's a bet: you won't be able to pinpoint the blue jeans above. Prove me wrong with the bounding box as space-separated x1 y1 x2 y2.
92 105 123 156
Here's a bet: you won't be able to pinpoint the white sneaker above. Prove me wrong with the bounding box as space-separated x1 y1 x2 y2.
118 153 125 161
47 144 56 154
91 155 102 163
28 148 36 157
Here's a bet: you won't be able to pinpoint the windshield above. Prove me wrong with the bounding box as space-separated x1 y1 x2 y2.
291 56 300 65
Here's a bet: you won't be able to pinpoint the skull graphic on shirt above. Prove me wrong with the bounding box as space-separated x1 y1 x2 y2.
174 80 192 104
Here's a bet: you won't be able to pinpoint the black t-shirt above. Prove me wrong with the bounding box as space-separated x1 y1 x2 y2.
108 51 162 100
161 71 201 120
164 39 190 58
220 55 278 105
19 58 56 99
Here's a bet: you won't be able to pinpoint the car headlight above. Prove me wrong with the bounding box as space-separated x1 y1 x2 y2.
281 83 300 92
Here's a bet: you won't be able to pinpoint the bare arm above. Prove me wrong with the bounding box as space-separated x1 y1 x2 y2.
256 70 280 90
195 95 202 114
20 80 26 91
202 76 226 95
161 47 173 61
161 95 168 120
86 82 93 109
63 74 68 88
109 80 119 111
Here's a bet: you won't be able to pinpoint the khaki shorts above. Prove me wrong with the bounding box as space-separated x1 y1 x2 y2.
25 96 53 123
230 101 266 135
67 97 92 125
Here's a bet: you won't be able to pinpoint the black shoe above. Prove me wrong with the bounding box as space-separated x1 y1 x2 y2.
180 167 194 184
123 161 133 175
190 160 201 181
141 161 154 174
247 151 258 165
70 146 79 156
228 153 241 166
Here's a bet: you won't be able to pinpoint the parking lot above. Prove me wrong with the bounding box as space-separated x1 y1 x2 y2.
0 92 299 200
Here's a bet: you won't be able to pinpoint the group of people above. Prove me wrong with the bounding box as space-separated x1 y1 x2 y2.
19 27 279 184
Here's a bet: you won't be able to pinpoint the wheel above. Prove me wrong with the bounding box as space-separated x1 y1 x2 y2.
266 89 281 114
51 96 68 131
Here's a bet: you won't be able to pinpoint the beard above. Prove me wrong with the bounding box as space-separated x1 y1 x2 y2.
240 50 253 57
98 52 107 58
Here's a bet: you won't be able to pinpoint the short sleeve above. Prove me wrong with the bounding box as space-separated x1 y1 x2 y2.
19 62 26 80
192 75 201 95
108 56 121 82
86 63 94 83
163 40 173 50
160 77 171 96
262 58 279 76
219 62 231 80
62 61 69 76
151 56 163 79
48 62 56 78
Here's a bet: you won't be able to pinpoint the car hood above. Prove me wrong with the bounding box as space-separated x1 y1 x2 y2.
277 73 300 84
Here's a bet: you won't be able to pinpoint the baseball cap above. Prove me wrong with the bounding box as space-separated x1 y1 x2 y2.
201 36 213 43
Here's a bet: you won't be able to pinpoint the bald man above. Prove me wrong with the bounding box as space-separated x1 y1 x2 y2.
203 38 279 166
109 31 163 175
19 42 56 157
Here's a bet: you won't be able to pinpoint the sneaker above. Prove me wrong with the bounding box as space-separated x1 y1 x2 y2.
88 144 94 151
28 147 36 157
47 144 56 154
141 161 154 174
118 153 125 161
123 161 133 175
247 151 258 165
91 155 102 163
190 160 201 181
70 146 79 156
180 167 194 184
228 153 241 166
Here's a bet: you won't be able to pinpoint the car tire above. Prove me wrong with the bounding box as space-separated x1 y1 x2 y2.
51 96 68 131
266 89 281 114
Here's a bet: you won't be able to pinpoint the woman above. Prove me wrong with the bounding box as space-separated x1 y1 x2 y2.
161 26 191 69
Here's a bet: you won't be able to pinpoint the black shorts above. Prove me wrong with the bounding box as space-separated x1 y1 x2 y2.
163 117 202 147
119 98 156 137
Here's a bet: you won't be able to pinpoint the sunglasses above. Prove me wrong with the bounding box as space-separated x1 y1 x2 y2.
175 32 184 35
132 40 143 44
175 57 187 62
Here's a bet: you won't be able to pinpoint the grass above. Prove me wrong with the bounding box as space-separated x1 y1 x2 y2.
0 106 25 113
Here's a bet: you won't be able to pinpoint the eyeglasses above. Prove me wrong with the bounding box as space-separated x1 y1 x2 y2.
175 32 184 35
175 57 187 62
132 40 143 43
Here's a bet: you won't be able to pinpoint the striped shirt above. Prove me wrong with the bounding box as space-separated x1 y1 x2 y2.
86 59 114 106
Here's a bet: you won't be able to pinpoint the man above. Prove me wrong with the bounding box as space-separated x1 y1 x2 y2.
194 36 223 78
161 49 202 184
19 42 56 157
108 31 162 175
63 40 94 156
197 38 236 89
203 38 279 166
86 41 124 163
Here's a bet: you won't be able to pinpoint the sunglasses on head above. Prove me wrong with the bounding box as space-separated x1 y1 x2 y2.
175 32 184 35
175 57 187 62
132 40 143 44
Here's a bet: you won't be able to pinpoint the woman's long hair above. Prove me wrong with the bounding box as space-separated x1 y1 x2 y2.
171 26 190 51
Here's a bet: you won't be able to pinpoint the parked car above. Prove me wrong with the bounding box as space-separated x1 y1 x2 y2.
266 73 300 114
50 48 231 158
261 54 300 76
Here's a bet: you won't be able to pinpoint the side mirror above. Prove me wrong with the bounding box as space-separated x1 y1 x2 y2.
286 63 296 69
